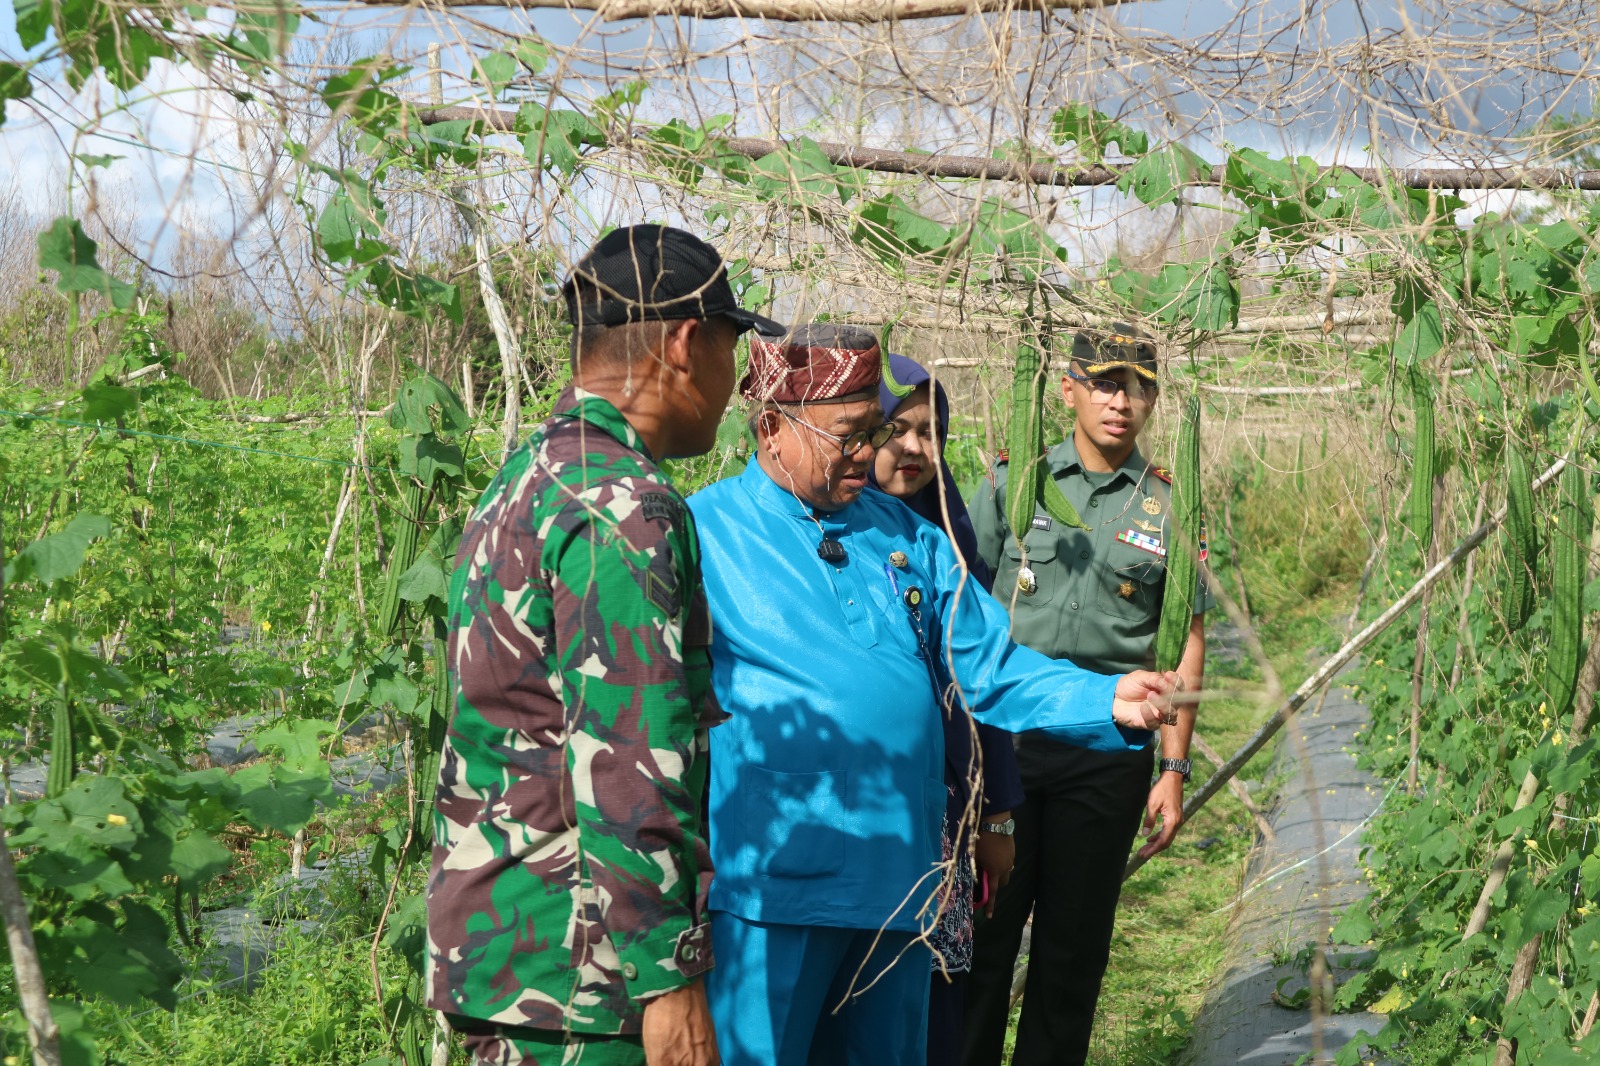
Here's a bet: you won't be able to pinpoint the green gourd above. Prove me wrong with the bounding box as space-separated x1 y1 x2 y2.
1006 333 1089 545
1502 445 1537 632
1406 369 1435 550
1545 462 1593 720
1155 395 1202 672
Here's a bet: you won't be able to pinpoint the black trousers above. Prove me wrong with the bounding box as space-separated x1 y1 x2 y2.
961 740 1154 1066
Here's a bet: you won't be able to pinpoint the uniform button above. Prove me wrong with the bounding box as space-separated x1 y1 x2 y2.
1089 499 1099 507
622 962 639 980
1070 601 1080 610
1079 550 1089 560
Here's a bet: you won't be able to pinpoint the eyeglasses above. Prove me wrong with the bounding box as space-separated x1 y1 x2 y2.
1065 368 1159 405
777 407 896 457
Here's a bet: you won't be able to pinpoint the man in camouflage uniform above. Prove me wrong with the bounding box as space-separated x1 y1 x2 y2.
427 225 784 1066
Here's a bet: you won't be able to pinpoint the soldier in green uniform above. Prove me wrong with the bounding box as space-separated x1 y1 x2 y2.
426 225 783 1066
962 324 1212 1066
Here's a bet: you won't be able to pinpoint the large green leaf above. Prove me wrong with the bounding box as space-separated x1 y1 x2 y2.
1393 301 1443 367
0 61 33 126
232 762 332 835
1049 102 1149 161
477 50 517 96
5 513 112 585
1118 142 1209 207
37 217 135 310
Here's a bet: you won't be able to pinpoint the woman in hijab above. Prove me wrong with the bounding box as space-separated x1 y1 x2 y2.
872 353 1025 1066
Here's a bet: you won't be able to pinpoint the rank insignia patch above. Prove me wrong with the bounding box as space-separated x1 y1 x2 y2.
1118 581 1135 599
1141 496 1162 516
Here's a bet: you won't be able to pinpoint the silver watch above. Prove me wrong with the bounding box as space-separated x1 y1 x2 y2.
980 818 1016 836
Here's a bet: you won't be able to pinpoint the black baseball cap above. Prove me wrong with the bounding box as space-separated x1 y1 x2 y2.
1071 322 1158 382
562 224 786 336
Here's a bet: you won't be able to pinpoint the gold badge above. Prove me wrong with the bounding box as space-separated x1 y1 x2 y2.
1118 581 1136 599
1141 496 1162 516
1134 518 1161 534
889 551 909 569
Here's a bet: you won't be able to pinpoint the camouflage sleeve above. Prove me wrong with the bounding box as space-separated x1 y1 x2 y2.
968 463 1008 575
545 479 713 1003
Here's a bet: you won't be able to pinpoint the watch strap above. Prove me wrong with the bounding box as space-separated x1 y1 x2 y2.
1159 757 1192 782
979 819 1016 836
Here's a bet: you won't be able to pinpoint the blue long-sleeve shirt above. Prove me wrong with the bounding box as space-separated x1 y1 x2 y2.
687 461 1149 931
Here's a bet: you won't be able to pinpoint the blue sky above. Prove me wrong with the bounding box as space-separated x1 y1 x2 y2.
0 1 1590 285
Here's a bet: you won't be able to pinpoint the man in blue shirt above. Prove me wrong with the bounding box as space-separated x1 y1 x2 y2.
688 324 1178 1065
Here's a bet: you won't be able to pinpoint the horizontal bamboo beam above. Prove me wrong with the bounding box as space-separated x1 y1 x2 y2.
363 0 1127 20
420 106 1600 191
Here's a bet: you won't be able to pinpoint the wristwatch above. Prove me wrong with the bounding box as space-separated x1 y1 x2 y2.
979 818 1016 836
1159 757 1192 782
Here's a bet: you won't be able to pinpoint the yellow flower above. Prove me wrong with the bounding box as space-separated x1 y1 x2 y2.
261 620 273 634
106 813 128 826
1553 731 1565 746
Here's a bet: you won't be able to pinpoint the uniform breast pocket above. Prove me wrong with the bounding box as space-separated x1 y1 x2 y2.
1100 555 1164 619
1002 532 1059 607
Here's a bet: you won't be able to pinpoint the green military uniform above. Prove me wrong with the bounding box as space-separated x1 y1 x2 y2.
970 435 1214 673
962 432 1214 1066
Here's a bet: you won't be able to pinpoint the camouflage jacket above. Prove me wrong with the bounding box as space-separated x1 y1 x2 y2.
426 386 721 1036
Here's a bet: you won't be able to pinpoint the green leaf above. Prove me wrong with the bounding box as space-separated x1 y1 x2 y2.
512 37 550 74
368 671 419 716
37 217 135 310
1393 301 1443 367
477 51 517 96
0 61 33 123
232 762 331 835
401 436 466 484
366 261 462 324
80 381 138 421
389 373 471 435
252 718 335 772
12 775 141 852
1144 263 1239 331
751 137 840 202
519 104 605 175
6 513 112 585
396 553 447 604
14 0 52 50
1049 103 1149 162
231 6 301 63
322 60 410 136
73 152 120 169
1118 143 1208 207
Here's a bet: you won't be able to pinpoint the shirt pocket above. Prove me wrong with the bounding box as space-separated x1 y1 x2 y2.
1100 555 1165 620
1001 530 1059 608
739 767 847 879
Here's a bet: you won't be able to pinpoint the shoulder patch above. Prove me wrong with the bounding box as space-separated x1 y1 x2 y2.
640 491 684 526
995 450 1009 464
1151 466 1174 484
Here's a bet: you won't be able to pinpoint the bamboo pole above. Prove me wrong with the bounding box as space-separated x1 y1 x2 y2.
0 509 64 1066
421 106 1600 192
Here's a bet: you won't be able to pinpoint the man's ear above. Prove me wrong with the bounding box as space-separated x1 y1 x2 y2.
756 409 783 456
1060 375 1077 412
662 318 699 379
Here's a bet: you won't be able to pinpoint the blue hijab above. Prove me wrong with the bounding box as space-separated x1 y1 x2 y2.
872 354 992 592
